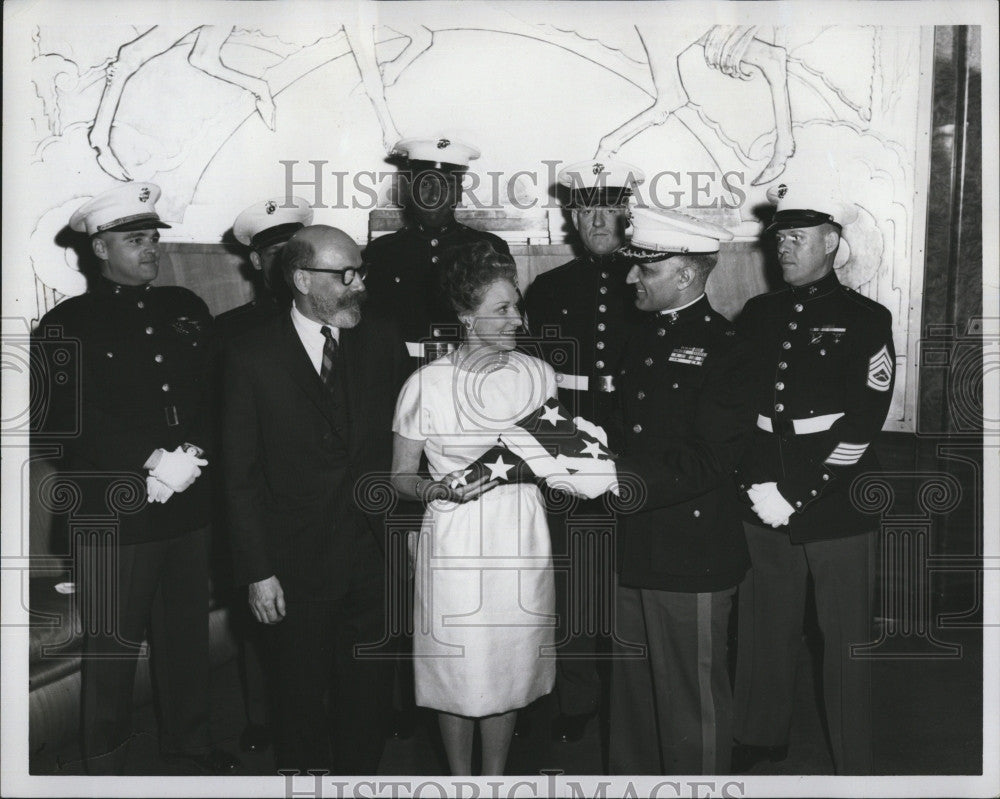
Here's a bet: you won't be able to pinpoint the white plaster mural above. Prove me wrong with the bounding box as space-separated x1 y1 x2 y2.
15 3 930 427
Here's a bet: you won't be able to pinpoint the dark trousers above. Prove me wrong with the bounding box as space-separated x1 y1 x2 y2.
733 522 875 775
264 533 391 775
609 584 736 775
550 508 614 717
77 526 211 774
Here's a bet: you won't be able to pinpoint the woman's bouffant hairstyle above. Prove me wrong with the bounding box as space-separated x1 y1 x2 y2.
439 241 518 316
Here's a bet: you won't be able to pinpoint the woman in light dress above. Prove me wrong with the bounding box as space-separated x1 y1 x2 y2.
391 241 557 775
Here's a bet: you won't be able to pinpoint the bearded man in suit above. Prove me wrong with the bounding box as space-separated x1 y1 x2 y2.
222 224 408 774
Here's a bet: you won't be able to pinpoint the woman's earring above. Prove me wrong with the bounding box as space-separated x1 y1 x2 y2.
463 318 473 331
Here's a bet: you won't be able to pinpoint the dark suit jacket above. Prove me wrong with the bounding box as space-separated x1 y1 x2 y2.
222 307 408 601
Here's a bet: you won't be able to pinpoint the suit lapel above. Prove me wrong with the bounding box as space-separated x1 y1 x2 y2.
276 313 339 429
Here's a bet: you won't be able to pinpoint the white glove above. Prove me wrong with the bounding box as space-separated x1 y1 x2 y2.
146 475 175 504
145 446 208 492
748 482 795 527
547 456 619 499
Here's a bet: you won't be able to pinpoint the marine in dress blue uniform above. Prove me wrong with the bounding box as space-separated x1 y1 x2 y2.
523 159 645 742
731 182 895 775
216 197 313 754
607 206 753 775
32 183 237 774
363 137 511 362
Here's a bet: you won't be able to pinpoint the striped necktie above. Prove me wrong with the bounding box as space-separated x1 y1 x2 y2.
320 326 339 389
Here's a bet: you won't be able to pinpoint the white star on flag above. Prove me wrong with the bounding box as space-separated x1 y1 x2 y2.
580 439 605 459
539 404 566 426
450 468 473 488
486 455 515 481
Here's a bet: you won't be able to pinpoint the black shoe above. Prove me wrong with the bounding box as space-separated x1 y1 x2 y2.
730 742 789 773
387 709 416 740
551 711 595 744
239 723 271 753
513 711 531 738
167 747 241 774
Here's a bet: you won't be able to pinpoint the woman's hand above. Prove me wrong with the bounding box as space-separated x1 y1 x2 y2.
422 470 500 504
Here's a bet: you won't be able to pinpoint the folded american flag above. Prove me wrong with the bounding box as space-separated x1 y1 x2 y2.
450 398 619 498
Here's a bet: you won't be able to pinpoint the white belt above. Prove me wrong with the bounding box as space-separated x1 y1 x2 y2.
756 412 844 434
554 372 588 391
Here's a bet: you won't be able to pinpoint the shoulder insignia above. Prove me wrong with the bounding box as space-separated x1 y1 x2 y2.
867 344 893 391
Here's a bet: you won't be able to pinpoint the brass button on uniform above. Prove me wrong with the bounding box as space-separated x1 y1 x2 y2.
145 326 154 335
430 239 439 247
794 303 804 312
657 328 666 336
596 360 605 369
810 489 818 496
599 304 607 313
775 382 785 390
154 354 163 363
561 308 569 315
597 323 606 332
693 510 701 518
601 271 609 279
775 403 784 412
106 351 114 358
672 382 679 389
161 383 170 392
782 341 791 350
431 256 439 264
637 391 646 399
778 361 788 370
788 321 797 330
394 276 401 283
632 424 643 433
137 301 145 309
644 357 654 366
596 341 605 350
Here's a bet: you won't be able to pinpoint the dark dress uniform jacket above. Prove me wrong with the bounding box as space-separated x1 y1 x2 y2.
524 253 640 426
221 309 408 602
735 271 895 543
33 277 213 542
213 294 283 341
611 296 754 593
363 222 511 353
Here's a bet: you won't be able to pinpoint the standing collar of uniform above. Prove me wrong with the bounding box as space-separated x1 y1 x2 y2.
653 293 709 324
585 250 624 268
92 274 154 297
788 270 840 301
410 220 458 239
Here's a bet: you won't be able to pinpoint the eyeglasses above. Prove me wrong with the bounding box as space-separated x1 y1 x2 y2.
298 263 368 286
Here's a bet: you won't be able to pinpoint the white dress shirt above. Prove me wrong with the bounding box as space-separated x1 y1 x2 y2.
290 303 339 376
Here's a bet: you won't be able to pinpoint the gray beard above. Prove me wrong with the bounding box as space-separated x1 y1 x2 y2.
312 291 364 327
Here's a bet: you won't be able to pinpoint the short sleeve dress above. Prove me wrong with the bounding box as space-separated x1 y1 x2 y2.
393 350 557 717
